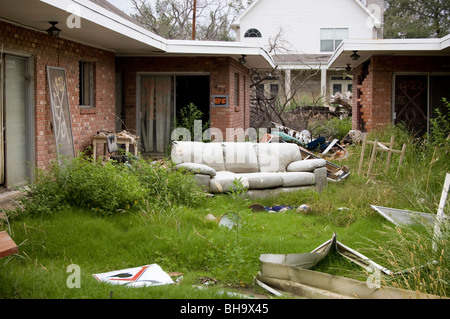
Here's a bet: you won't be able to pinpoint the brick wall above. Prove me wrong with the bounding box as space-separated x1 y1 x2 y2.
1 21 116 170
351 55 450 132
116 56 251 142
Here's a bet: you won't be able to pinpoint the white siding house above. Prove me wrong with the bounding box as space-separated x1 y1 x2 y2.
232 0 383 103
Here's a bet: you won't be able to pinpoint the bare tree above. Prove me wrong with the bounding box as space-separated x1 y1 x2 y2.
131 0 251 41
249 30 325 131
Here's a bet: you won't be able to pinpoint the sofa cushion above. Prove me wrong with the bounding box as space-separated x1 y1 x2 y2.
279 172 315 187
174 163 216 177
171 141 225 171
238 173 284 189
255 143 301 172
222 142 259 173
286 159 326 172
209 171 249 193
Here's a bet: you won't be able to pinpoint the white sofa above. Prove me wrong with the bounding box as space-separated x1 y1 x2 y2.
171 141 328 196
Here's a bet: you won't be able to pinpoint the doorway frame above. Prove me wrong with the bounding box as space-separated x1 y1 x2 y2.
136 72 210 155
1 50 35 187
392 72 450 135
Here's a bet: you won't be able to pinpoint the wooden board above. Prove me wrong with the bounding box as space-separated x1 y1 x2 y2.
0 231 18 258
47 66 75 163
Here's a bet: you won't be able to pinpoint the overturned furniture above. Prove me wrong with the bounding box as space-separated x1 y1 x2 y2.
255 233 441 299
358 135 406 177
171 141 328 195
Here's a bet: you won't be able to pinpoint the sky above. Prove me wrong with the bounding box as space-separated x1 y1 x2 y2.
107 0 136 15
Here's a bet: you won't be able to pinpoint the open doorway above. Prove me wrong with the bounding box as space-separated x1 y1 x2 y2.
176 75 210 127
138 74 210 157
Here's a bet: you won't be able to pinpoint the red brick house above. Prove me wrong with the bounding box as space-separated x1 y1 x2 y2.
328 36 450 133
0 0 274 187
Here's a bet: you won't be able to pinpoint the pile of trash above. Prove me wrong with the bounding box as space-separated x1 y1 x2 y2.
261 122 359 182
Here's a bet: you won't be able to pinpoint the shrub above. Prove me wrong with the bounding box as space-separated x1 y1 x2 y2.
16 153 205 217
427 97 450 149
130 158 206 210
310 116 352 140
176 103 209 141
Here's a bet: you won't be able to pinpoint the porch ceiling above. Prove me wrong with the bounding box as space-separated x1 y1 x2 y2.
0 0 166 54
162 40 276 69
328 36 450 70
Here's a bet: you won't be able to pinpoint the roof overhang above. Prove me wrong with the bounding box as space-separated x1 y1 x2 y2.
328 35 450 70
162 40 276 69
0 0 167 54
0 0 275 69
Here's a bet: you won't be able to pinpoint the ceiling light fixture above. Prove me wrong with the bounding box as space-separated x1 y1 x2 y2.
46 21 61 37
350 50 360 61
346 64 352 73
239 55 247 65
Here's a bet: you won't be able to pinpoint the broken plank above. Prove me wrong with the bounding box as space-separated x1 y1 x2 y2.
0 231 18 258
321 139 338 155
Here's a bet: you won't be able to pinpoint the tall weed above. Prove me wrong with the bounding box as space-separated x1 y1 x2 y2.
362 223 449 297
14 154 205 217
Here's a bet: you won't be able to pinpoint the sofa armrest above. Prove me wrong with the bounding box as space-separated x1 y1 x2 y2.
174 163 217 177
286 159 326 172
314 167 328 192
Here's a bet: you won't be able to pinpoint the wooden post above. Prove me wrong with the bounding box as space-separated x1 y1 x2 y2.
358 133 367 175
367 139 378 178
385 136 395 173
192 0 197 40
396 143 406 177
433 173 450 252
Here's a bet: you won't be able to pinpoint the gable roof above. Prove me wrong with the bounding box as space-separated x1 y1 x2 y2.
232 0 382 29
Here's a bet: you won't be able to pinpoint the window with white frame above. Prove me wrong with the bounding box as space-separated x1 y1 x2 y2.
320 28 348 52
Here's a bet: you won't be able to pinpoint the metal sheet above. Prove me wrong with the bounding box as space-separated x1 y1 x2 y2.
371 205 443 226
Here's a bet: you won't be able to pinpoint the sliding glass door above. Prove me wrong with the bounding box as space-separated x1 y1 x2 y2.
2 55 31 187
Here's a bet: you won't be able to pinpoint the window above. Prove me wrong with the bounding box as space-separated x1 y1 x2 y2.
270 84 279 98
79 61 94 107
333 84 342 95
320 28 348 52
244 28 262 38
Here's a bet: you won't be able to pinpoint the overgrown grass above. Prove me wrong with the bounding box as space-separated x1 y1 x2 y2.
1 116 449 299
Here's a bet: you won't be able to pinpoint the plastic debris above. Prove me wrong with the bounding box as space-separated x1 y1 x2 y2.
93 264 174 288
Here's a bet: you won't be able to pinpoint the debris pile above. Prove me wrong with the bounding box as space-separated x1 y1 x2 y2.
255 233 443 299
330 91 352 113
95 129 138 145
262 122 357 181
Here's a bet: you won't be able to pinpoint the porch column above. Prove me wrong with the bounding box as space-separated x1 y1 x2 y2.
284 69 291 99
321 68 327 98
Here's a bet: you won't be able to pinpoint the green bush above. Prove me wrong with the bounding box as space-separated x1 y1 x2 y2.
311 116 352 140
176 103 209 141
16 153 205 217
130 158 206 210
